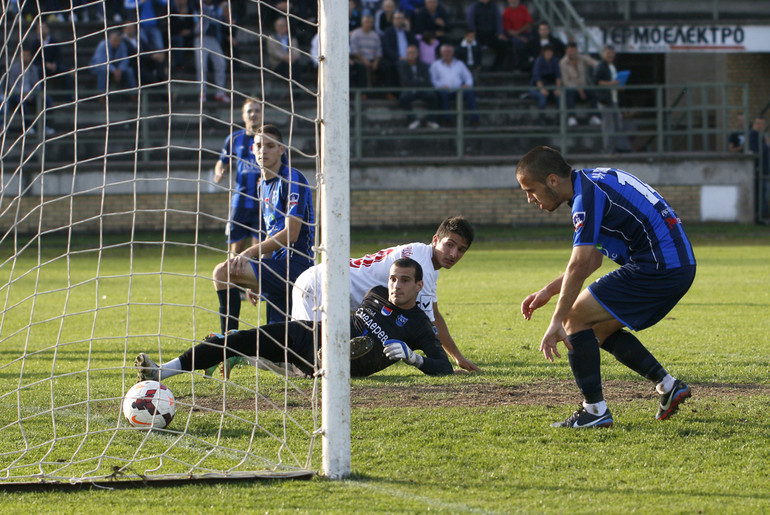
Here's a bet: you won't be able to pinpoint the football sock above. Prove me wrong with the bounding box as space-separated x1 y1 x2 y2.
601 330 667 383
217 288 241 334
583 400 608 416
567 329 604 404
159 358 184 380
656 374 675 395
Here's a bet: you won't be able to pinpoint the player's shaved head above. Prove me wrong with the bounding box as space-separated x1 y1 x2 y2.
392 257 423 282
516 146 572 184
436 216 474 247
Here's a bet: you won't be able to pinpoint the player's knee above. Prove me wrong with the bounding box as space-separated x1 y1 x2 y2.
562 315 591 335
212 262 230 284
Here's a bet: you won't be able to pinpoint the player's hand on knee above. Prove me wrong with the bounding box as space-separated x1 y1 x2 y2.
383 339 423 368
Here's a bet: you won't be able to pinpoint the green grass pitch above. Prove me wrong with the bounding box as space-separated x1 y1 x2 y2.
1 223 769 513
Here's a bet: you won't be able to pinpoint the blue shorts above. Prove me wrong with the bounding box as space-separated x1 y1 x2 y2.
226 206 264 244
251 254 313 323
588 264 696 331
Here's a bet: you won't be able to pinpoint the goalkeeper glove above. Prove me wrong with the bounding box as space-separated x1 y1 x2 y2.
383 339 424 368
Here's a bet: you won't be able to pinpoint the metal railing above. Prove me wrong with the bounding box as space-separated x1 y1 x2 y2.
349 82 750 162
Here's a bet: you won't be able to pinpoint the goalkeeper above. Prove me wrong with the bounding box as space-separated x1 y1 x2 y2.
136 258 455 380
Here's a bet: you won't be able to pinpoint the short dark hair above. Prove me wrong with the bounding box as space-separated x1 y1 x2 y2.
392 257 423 282
435 216 474 247
566 41 578 49
516 146 572 183
257 124 283 143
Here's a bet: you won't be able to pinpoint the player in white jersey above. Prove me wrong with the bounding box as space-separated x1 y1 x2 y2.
290 216 481 372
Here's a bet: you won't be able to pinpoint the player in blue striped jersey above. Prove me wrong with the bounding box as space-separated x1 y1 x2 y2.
516 146 696 428
214 98 264 255
213 124 315 329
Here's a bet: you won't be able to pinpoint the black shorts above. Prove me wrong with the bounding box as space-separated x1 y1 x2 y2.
588 264 696 331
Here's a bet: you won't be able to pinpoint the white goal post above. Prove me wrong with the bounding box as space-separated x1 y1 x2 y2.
0 0 350 484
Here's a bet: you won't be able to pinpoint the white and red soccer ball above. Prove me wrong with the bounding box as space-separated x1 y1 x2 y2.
123 380 176 429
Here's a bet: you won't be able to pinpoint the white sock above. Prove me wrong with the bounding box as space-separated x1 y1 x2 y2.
656 374 675 395
159 358 184 380
583 400 608 416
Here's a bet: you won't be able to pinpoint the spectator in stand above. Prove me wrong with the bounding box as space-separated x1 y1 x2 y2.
559 42 601 127
456 30 482 77
528 44 561 123
430 44 480 126
374 0 396 35
169 0 197 72
89 30 138 95
398 44 441 130
349 0 363 32
382 10 418 89
399 0 424 24
220 1 242 71
502 0 533 71
266 17 305 83
122 0 168 54
748 115 770 217
195 0 229 103
594 44 623 154
122 19 166 85
413 0 450 43
361 0 382 16
417 31 440 65
466 0 508 71
350 14 383 89
7 46 54 136
727 113 745 152
526 21 565 70
30 21 74 100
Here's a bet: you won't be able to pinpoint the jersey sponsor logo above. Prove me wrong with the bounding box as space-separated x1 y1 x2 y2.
355 307 392 343
420 300 431 310
350 248 396 269
572 211 585 232
396 314 407 327
381 306 393 316
660 208 681 229
432 324 439 335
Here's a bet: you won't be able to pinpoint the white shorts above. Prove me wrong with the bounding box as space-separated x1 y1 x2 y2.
291 265 322 321
291 263 361 321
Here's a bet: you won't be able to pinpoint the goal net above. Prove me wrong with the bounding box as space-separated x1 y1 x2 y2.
0 0 350 485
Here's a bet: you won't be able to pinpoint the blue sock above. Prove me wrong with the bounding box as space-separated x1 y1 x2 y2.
567 329 604 404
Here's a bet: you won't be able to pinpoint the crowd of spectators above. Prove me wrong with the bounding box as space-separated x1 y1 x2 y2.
8 0 728 155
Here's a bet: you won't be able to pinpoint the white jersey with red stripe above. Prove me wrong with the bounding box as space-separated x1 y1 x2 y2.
291 242 439 322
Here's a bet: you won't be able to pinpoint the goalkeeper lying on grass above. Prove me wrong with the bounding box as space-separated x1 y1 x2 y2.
136 258 456 381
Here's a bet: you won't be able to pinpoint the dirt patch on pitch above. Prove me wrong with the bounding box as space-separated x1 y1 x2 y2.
349 380 770 409
188 380 770 412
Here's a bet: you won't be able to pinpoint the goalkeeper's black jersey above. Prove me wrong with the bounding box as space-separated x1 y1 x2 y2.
347 286 453 377
199 287 454 378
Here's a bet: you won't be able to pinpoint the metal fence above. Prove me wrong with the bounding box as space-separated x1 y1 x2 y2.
350 82 750 162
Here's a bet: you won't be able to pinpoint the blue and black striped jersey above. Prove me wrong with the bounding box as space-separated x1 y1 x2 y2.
259 164 315 262
218 130 260 210
570 168 696 270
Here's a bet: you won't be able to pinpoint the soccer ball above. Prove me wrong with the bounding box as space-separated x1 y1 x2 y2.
123 380 176 429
